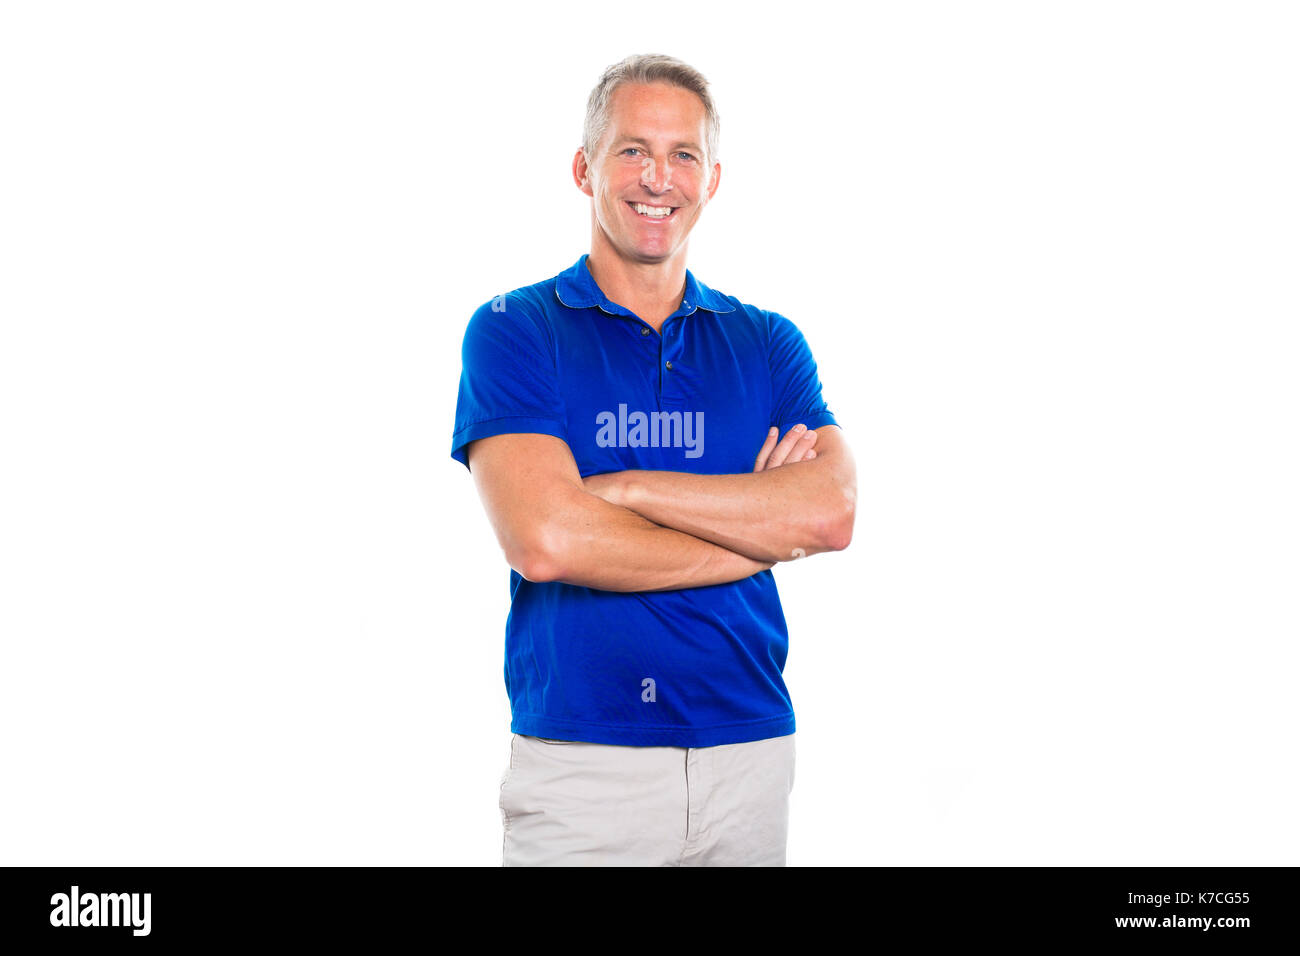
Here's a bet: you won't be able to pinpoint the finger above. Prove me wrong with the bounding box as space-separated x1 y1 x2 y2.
793 428 818 461
790 440 818 463
753 426 778 472
767 424 808 468
768 425 807 467
782 427 819 465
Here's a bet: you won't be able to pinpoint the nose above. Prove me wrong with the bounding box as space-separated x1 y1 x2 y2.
639 156 674 195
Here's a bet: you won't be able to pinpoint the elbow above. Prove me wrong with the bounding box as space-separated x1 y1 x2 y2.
512 549 561 584
821 516 854 553
506 521 570 583
818 492 856 553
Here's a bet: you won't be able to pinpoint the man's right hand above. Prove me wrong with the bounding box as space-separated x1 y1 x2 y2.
752 424 818 472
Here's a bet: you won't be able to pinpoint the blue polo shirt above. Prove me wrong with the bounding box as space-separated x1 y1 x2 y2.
451 254 838 747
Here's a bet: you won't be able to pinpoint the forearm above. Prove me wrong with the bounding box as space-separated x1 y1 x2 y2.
523 485 774 592
606 456 855 564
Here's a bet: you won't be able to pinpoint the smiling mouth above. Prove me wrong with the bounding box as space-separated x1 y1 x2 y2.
626 201 678 221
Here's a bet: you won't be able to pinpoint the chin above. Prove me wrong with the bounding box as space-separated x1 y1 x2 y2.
629 242 677 262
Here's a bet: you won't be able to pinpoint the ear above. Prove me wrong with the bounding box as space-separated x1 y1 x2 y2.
705 160 721 202
573 148 594 197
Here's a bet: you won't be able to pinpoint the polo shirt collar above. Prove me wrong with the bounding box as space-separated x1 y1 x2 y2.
555 253 735 317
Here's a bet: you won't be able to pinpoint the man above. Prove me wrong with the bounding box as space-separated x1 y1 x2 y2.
451 54 856 866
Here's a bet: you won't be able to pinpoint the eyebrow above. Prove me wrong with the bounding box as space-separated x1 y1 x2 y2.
614 136 702 153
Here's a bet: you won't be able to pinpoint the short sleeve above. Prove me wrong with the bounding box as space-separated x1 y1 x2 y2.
768 311 839 435
450 296 568 470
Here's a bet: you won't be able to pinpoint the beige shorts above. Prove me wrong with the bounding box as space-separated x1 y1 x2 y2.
498 731 795 866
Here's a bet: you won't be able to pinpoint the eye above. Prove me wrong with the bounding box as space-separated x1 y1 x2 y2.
620 147 641 156
676 152 697 162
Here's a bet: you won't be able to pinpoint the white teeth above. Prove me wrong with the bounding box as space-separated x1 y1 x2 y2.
632 203 673 218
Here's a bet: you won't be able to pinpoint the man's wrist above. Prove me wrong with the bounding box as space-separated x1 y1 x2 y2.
615 470 643 511
584 469 637 510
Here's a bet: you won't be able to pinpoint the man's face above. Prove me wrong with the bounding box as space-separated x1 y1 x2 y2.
577 82 720 264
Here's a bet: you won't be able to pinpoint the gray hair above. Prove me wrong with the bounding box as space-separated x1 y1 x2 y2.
582 54 720 176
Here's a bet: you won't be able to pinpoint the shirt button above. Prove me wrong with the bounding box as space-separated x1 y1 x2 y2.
640 326 650 336
665 360 673 370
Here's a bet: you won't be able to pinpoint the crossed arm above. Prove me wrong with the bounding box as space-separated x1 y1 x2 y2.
583 423 856 565
465 423 856 592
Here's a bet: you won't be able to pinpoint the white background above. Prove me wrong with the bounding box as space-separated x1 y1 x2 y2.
2 1 1296 866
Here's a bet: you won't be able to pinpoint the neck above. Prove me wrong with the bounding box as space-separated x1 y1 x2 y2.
585 234 689 332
